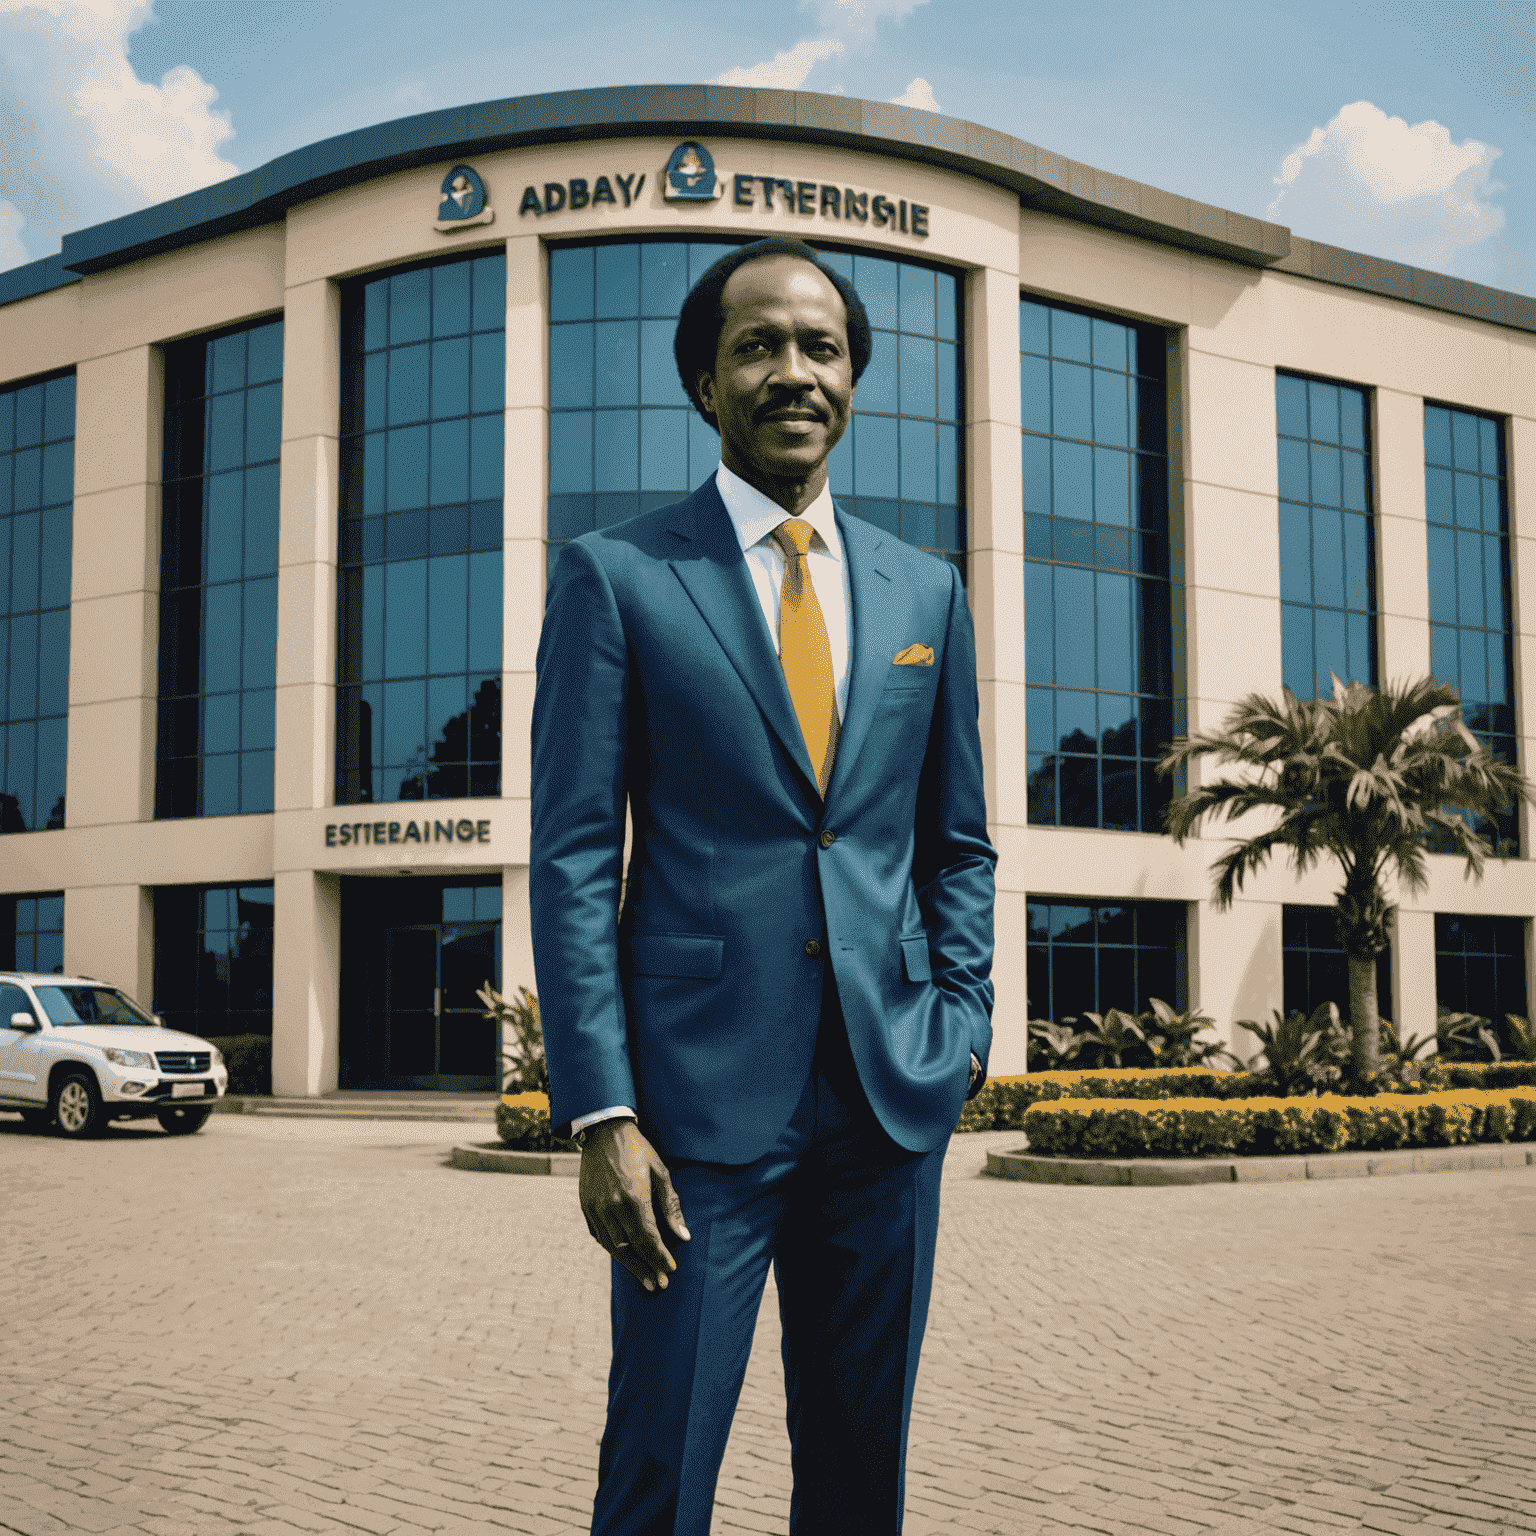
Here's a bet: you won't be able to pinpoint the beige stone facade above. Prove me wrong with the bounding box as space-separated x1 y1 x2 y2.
2 95 1533 1091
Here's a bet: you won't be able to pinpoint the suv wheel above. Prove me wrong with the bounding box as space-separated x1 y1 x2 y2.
157 1105 212 1136
52 1072 105 1138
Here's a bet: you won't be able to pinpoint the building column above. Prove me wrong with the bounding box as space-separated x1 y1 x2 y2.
967 264 1028 1072
501 233 546 1070
63 885 153 1004
66 346 161 828
1374 387 1431 684
274 277 339 814
271 869 340 1096
271 276 340 1093
1391 907 1437 1054
1189 899 1281 1065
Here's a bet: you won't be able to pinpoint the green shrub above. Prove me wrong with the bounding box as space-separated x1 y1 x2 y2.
1420 1059 1536 1091
958 1067 1277 1131
1020 1087 1536 1159
204 1034 271 1095
495 1092 578 1152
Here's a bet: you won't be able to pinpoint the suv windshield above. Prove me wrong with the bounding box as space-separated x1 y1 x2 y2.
34 986 156 1028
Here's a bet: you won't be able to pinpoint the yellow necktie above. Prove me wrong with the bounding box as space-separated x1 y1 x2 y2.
771 518 839 798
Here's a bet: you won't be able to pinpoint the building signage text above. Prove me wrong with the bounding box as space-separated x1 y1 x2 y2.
325 818 492 847
515 140 929 237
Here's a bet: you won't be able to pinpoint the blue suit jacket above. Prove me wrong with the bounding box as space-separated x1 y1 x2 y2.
529 478 997 1164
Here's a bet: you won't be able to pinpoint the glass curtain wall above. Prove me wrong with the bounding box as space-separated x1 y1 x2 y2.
1424 405 1516 854
1276 373 1376 696
0 891 63 972
1281 905 1391 1019
152 883 275 1039
158 320 282 818
337 252 506 804
546 239 964 577
1026 899 1183 1022
1022 297 1173 832
0 372 73 834
1435 913 1527 1028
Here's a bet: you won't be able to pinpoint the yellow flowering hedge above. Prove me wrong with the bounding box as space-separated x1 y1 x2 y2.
1419 1060 1536 1091
1021 1087 1536 1159
956 1067 1266 1131
496 1091 577 1152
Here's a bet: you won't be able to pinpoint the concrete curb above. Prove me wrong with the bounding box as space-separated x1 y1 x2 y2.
986 1141 1536 1185
451 1142 581 1176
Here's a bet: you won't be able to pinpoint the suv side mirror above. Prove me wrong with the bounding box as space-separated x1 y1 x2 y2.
9 1011 40 1032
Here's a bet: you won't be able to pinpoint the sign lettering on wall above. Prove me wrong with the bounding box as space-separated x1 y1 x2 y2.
511 140 930 237
325 818 492 847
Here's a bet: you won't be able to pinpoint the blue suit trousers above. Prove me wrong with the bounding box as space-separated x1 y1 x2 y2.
591 968 948 1536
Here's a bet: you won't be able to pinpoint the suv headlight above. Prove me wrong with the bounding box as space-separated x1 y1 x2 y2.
210 1046 225 1068
103 1047 156 1069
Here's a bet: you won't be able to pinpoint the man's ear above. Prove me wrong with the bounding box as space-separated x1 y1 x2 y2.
695 371 719 429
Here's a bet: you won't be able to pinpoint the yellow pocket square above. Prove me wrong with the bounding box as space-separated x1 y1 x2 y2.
893 643 934 666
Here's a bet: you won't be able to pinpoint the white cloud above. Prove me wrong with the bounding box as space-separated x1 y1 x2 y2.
713 0 928 93
0 199 28 270
0 0 237 263
806 0 929 42
889 76 939 112
1267 100 1504 269
713 36 844 89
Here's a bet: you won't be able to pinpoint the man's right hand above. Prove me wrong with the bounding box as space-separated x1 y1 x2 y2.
579 1119 690 1293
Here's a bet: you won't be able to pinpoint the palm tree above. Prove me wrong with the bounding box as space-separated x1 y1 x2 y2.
1158 677 1530 1092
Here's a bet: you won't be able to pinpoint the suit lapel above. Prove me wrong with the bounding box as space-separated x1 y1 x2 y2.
667 480 821 797
665 482 909 807
825 506 905 806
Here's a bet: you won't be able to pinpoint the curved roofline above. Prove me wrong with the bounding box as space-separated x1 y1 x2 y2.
1 84 1531 332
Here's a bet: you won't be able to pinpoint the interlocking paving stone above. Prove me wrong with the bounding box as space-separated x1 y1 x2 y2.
2 1115 1534 1534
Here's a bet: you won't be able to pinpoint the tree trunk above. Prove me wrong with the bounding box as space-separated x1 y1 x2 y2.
1347 951 1381 1091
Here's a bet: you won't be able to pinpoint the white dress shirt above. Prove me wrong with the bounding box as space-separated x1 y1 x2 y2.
566 466 974 1140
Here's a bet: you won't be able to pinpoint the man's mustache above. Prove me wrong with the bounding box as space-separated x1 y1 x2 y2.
753 394 828 424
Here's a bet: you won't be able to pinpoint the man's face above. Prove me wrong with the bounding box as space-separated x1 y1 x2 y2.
696 256 855 487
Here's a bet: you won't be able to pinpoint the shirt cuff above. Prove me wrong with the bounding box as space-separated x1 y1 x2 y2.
569 1105 637 1135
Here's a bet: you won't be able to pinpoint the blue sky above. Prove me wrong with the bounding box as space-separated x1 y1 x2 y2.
1 0 1532 294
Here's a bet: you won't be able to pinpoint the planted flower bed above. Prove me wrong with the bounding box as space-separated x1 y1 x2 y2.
1020 1086 1536 1159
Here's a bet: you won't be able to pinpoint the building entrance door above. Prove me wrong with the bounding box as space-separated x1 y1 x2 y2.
383 921 499 1090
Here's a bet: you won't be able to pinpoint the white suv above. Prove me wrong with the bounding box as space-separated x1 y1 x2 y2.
0 973 229 1138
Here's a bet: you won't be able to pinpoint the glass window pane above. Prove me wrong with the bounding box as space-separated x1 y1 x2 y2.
898 334 936 419
1276 374 1308 438
549 245 594 322
594 244 640 320
431 336 471 419
390 268 431 345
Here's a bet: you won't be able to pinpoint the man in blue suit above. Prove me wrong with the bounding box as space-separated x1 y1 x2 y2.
530 237 996 1534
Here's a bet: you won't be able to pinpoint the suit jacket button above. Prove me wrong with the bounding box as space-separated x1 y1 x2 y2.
804 939 822 956
819 830 836 848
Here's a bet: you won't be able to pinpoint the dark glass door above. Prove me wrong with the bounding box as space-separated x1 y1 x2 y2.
383 922 499 1089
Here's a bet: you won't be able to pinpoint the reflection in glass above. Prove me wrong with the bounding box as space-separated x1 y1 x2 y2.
1025 899 1183 1022
157 320 282 819
1435 912 1527 1031
1276 371 1375 698
337 253 505 805
0 891 64 972
1022 296 1173 833
0 373 73 834
1422 404 1516 853
152 882 275 1039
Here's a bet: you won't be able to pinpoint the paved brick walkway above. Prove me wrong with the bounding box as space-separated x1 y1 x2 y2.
1 1111 1533 1535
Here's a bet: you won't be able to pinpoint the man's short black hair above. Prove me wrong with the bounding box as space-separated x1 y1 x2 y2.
673 238 872 425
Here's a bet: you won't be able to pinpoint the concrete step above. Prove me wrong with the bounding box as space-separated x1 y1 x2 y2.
215 1094 500 1122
